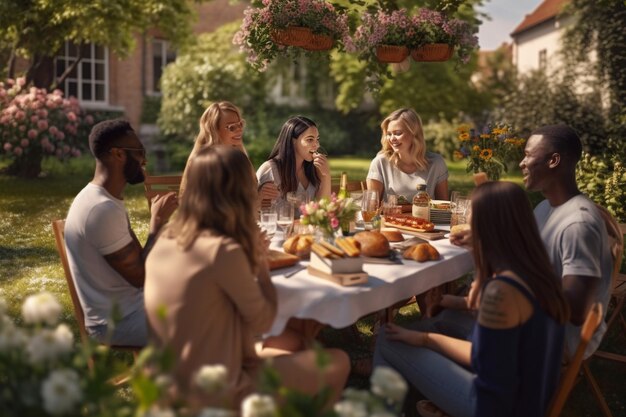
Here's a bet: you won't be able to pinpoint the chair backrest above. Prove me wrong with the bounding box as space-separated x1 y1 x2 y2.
52 219 142 355
595 204 625 290
545 302 604 417
52 219 89 344
143 174 182 207
330 179 365 194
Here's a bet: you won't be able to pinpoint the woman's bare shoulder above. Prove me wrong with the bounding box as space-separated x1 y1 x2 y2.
478 276 533 329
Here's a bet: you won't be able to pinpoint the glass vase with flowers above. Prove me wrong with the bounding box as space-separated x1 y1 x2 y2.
299 194 359 241
454 123 526 181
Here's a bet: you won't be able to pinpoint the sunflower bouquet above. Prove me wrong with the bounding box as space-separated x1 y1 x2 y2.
454 123 526 181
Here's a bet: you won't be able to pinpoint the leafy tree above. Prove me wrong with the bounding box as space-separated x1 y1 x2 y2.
328 0 486 118
0 0 197 88
157 22 270 162
562 0 626 115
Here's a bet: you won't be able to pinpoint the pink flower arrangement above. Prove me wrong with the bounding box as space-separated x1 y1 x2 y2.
351 8 478 64
351 9 414 52
233 0 350 71
0 78 94 167
299 193 359 238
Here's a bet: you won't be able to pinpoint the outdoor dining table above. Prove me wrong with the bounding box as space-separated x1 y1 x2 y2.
267 227 474 338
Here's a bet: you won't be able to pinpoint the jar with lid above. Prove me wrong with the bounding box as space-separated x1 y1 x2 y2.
412 184 430 221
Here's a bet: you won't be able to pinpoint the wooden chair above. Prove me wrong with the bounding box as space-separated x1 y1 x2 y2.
573 206 626 417
52 220 140 360
143 173 182 207
330 179 365 195
545 302 604 417
592 210 626 364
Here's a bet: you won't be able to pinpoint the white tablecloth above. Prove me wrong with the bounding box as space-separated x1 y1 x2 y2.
268 235 473 336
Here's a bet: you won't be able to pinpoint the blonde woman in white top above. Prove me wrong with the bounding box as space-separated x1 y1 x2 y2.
367 108 449 202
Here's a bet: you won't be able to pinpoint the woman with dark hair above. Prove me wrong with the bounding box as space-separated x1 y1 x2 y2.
257 116 331 205
373 181 569 417
145 146 349 410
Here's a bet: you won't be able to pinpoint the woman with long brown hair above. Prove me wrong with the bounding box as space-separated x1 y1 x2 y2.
145 146 349 410
373 181 569 417
257 116 331 205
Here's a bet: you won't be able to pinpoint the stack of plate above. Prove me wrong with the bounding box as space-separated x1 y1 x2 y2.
429 200 452 225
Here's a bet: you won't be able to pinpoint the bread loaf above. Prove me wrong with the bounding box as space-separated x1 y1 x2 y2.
402 243 440 262
353 231 390 257
380 229 404 242
283 234 313 258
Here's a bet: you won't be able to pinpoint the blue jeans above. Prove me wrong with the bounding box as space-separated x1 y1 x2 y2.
372 310 478 417
86 308 147 347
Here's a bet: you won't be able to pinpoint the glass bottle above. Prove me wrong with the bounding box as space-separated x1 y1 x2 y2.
412 184 430 221
337 171 349 199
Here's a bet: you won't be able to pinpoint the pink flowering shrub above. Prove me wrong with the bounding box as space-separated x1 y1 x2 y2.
233 0 350 71
0 77 94 177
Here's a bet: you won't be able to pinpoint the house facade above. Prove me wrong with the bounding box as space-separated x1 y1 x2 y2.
510 0 571 74
46 0 248 130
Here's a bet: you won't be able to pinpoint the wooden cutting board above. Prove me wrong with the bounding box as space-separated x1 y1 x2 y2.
385 224 447 240
268 250 300 270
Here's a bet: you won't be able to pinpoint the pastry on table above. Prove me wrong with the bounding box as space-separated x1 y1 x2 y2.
402 243 440 262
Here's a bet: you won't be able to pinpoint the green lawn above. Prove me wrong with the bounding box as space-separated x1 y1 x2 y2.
0 156 623 416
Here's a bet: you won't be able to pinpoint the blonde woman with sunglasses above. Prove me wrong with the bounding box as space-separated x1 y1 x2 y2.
180 101 254 196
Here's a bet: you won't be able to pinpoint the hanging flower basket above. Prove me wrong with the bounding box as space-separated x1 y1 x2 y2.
411 43 454 62
375 45 409 63
271 26 312 47
303 33 334 51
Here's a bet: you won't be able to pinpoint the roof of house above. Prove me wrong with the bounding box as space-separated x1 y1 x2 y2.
510 0 568 37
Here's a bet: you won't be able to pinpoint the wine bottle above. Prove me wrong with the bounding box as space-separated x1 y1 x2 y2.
337 171 349 199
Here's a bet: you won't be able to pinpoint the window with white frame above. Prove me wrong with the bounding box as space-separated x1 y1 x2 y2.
55 42 108 104
152 39 176 92
538 49 547 70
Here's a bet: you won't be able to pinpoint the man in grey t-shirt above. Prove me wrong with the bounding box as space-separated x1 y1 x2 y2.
520 124 612 359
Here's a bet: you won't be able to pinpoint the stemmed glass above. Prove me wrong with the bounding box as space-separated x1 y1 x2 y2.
275 200 295 240
361 190 380 229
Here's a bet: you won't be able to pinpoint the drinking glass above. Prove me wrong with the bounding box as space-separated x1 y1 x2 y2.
451 196 470 227
275 200 295 239
259 210 277 239
361 190 379 229
382 194 402 216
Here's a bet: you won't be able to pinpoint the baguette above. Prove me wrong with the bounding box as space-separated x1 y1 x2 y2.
312 242 337 259
335 237 361 257
319 240 345 258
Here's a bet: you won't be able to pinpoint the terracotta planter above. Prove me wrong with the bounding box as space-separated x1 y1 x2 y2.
411 44 454 62
303 33 334 51
272 26 312 47
375 45 409 63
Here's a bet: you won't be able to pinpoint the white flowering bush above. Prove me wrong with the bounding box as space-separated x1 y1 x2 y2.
0 77 96 178
2 292 408 417
0 292 134 417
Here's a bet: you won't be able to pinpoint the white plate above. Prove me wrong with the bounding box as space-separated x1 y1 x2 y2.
430 200 452 210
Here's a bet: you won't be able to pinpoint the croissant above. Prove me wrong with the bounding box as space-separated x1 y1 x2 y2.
402 243 440 262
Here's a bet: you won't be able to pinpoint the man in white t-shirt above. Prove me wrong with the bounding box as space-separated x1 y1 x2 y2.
519 124 612 358
64 119 177 346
